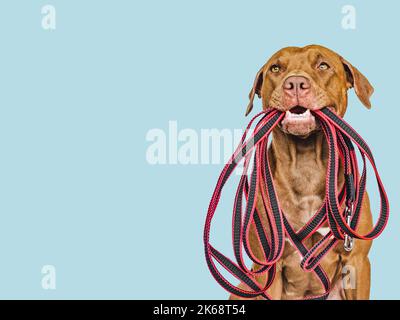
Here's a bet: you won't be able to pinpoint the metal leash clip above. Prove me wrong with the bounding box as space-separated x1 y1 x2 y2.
343 204 354 252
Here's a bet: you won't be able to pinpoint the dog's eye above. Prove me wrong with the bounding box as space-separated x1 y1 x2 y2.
318 62 330 70
270 64 281 73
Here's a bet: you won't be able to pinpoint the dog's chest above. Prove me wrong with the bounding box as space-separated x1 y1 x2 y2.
274 161 326 230
272 159 329 297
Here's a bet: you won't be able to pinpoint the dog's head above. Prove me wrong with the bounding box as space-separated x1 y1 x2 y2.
245 45 374 136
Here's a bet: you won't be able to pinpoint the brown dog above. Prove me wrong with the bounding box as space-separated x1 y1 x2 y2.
230 45 374 300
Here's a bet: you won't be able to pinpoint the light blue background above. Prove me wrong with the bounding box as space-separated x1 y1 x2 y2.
0 0 398 299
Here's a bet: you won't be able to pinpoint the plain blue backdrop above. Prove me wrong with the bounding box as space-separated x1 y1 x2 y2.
0 0 398 299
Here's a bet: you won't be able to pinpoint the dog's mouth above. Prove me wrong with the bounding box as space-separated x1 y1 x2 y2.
280 105 318 136
289 106 308 114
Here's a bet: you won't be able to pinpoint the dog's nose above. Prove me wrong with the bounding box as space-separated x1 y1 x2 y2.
283 76 311 96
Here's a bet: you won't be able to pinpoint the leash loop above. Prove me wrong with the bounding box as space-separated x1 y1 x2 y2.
204 107 389 299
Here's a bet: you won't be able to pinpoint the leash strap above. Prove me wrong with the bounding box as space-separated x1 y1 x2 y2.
203 108 389 299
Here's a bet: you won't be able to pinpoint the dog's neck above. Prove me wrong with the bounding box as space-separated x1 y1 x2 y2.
270 128 328 167
268 128 330 227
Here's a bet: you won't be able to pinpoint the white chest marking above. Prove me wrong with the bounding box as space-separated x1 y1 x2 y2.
317 227 330 236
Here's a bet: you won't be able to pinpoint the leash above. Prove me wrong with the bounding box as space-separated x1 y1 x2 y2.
203 107 389 300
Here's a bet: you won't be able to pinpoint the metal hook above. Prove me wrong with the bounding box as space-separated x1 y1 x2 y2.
344 205 354 252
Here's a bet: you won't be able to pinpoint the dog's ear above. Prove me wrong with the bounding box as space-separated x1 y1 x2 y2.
341 57 374 109
245 66 265 116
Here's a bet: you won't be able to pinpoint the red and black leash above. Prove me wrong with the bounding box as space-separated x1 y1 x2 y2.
203 107 389 300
